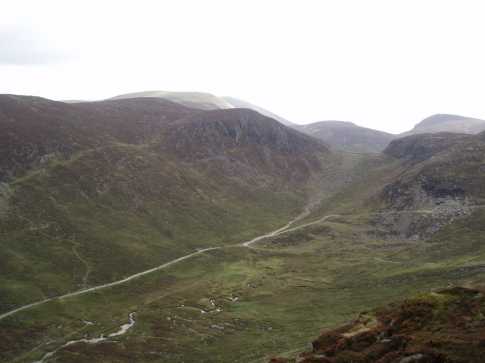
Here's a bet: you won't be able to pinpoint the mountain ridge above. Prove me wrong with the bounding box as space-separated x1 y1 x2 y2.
297 120 395 153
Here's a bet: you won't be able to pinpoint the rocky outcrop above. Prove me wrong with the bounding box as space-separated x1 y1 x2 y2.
155 108 328 184
376 132 485 239
383 133 471 164
270 287 485 363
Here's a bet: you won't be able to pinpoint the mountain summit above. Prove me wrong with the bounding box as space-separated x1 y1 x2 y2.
404 114 485 135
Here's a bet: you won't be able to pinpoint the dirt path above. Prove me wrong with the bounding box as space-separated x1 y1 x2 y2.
9 205 467 322
0 206 337 322
71 245 91 288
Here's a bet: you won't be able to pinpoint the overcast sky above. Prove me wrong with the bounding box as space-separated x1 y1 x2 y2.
1 0 485 133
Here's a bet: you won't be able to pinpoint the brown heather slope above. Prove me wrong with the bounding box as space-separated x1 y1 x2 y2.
156 108 327 184
0 95 198 182
270 287 485 363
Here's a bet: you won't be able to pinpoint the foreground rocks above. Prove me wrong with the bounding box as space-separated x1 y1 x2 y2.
270 287 485 363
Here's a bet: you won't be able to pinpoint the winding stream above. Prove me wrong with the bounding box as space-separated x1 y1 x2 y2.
33 313 136 363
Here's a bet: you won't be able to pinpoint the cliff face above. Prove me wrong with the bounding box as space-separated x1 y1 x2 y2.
156 108 329 184
373 132 485 239
270 287 485 363
383 133 471 164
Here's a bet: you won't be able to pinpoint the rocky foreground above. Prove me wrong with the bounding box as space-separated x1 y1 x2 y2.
270 287 485 363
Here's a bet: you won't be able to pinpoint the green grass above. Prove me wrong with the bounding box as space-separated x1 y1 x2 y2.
2 148 485 362
0 143 309 312
2 211 485 363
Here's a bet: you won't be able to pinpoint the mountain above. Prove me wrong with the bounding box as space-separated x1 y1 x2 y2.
0 94 198 182
270 287 485 363
404 114 485 136
222 96 295 126
372 131 485 239
0 95 329 314
2 93 485 363
383 132 471 164
109 92 296 127
110 90 234 110
382 131 485 208
297 121 395 153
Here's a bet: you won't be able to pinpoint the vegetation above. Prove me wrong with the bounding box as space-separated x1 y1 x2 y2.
1 96 485 362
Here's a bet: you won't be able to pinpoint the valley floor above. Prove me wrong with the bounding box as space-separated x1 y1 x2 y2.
2 206 485 363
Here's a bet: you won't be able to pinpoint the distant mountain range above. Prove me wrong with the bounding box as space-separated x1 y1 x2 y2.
296 121 395 153
111 91 234 110
67 91 485 154
299 114 485 153
402 113 485 135
109 91 294 126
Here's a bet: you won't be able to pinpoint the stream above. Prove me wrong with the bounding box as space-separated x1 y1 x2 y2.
33 312 136 363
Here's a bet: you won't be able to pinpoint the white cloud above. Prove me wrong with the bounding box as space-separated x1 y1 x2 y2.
1 0 485 133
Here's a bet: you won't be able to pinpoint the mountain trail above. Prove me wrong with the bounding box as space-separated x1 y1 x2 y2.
0 201 333 322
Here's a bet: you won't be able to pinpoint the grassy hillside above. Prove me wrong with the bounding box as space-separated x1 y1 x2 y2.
0 96 335 312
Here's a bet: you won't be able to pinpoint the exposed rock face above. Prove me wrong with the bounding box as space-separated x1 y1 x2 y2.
384 133 471 164
161 108 327 157
376 132 485 239
156 108 328 184
222 96 295 126
270 287 485 363
298 121 395 153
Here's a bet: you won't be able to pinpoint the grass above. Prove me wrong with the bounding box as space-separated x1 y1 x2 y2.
0 143 308 312
2 148 485 362
2 209 485 363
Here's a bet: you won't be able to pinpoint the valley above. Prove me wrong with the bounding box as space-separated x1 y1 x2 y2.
1 94 485 363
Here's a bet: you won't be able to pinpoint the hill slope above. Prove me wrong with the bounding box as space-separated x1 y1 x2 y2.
110 90 234 110
403 114 485 136
0 95 329 312
363 132 485 239
298 121 395 153
0 95 198 182
271 287 485 363
222 97 294 126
